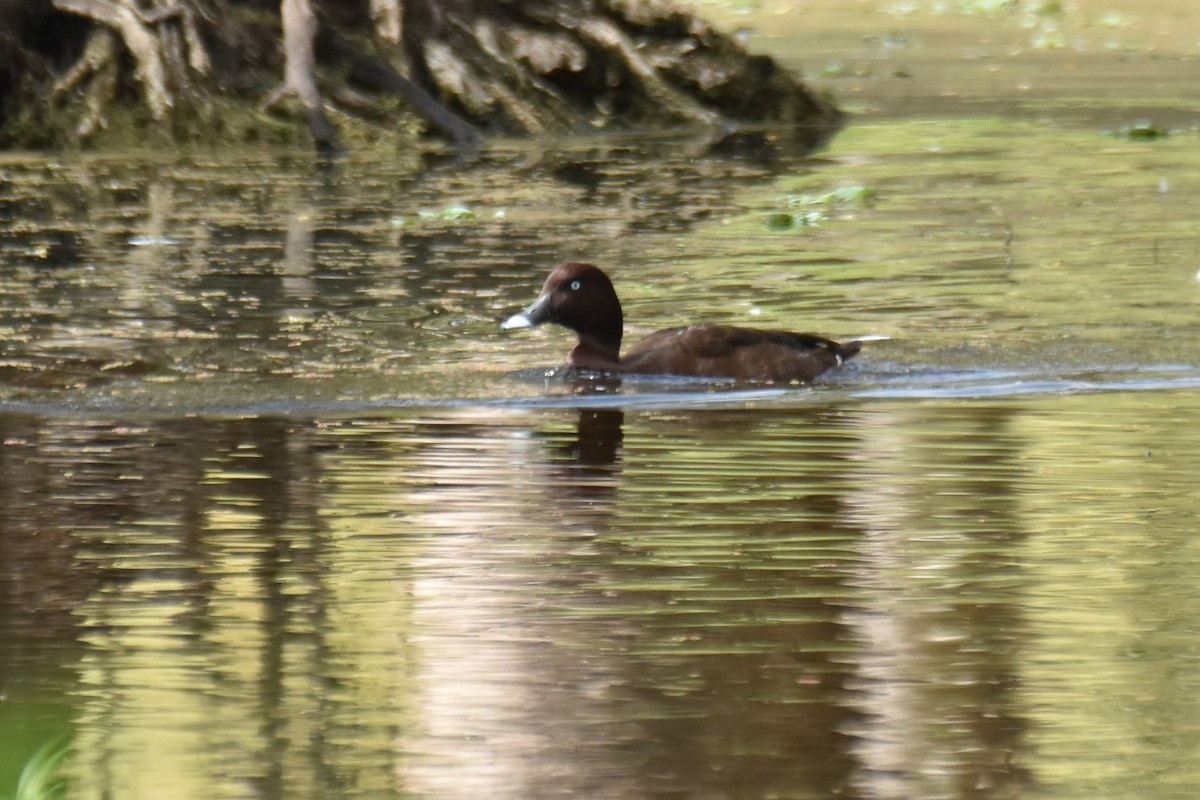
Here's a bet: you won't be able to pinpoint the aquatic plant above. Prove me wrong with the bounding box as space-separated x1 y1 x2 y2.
4 737 70 800
768 185 877 231
1105 121 1172 140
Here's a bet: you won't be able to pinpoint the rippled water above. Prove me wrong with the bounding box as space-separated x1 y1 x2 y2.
3 1 1200 798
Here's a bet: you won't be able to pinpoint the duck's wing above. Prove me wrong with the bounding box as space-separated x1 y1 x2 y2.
622 324 859 382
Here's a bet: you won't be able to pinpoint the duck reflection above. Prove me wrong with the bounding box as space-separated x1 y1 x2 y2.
541 408 624 509
568 407 624 466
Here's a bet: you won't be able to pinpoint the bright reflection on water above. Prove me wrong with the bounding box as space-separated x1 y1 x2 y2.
3 397 1200 799
4 1 1200 798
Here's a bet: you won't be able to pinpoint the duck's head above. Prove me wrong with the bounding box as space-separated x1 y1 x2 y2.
502 262 625 359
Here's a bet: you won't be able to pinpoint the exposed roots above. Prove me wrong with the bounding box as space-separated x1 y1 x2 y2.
369 0 402 45
259 0 341 156
51 27 119 137
396 0 835 136
51 0 210 132
570 13 723 127
34 0 840 153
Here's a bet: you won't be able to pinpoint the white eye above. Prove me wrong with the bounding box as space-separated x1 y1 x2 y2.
569 280 582 291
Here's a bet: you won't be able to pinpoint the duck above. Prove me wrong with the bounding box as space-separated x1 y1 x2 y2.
501 262 861 382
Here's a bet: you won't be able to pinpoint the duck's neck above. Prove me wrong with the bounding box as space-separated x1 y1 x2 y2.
561 287 623 370
568 334 622 371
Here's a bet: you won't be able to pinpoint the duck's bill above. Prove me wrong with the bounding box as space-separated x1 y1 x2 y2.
501 312 535 330
500 292 554 330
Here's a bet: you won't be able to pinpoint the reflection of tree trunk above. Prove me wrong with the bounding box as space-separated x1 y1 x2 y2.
13 0 842 153
843 407 1033 797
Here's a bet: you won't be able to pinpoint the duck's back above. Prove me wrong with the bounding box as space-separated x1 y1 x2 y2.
620 324 860 382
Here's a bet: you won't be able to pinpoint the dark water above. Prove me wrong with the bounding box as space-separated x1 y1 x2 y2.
4 2 1200 799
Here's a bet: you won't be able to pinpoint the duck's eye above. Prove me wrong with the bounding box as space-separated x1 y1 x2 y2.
569 280 582 291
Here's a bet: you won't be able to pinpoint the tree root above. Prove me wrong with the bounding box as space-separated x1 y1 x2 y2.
369 0 402 45
51 0 212 137
317 29 482 152
259 0 342 156
563 12 724 128
53 0 173 119
51 27 119 137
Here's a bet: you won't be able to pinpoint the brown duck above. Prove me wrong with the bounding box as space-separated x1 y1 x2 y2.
502 262 860 382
